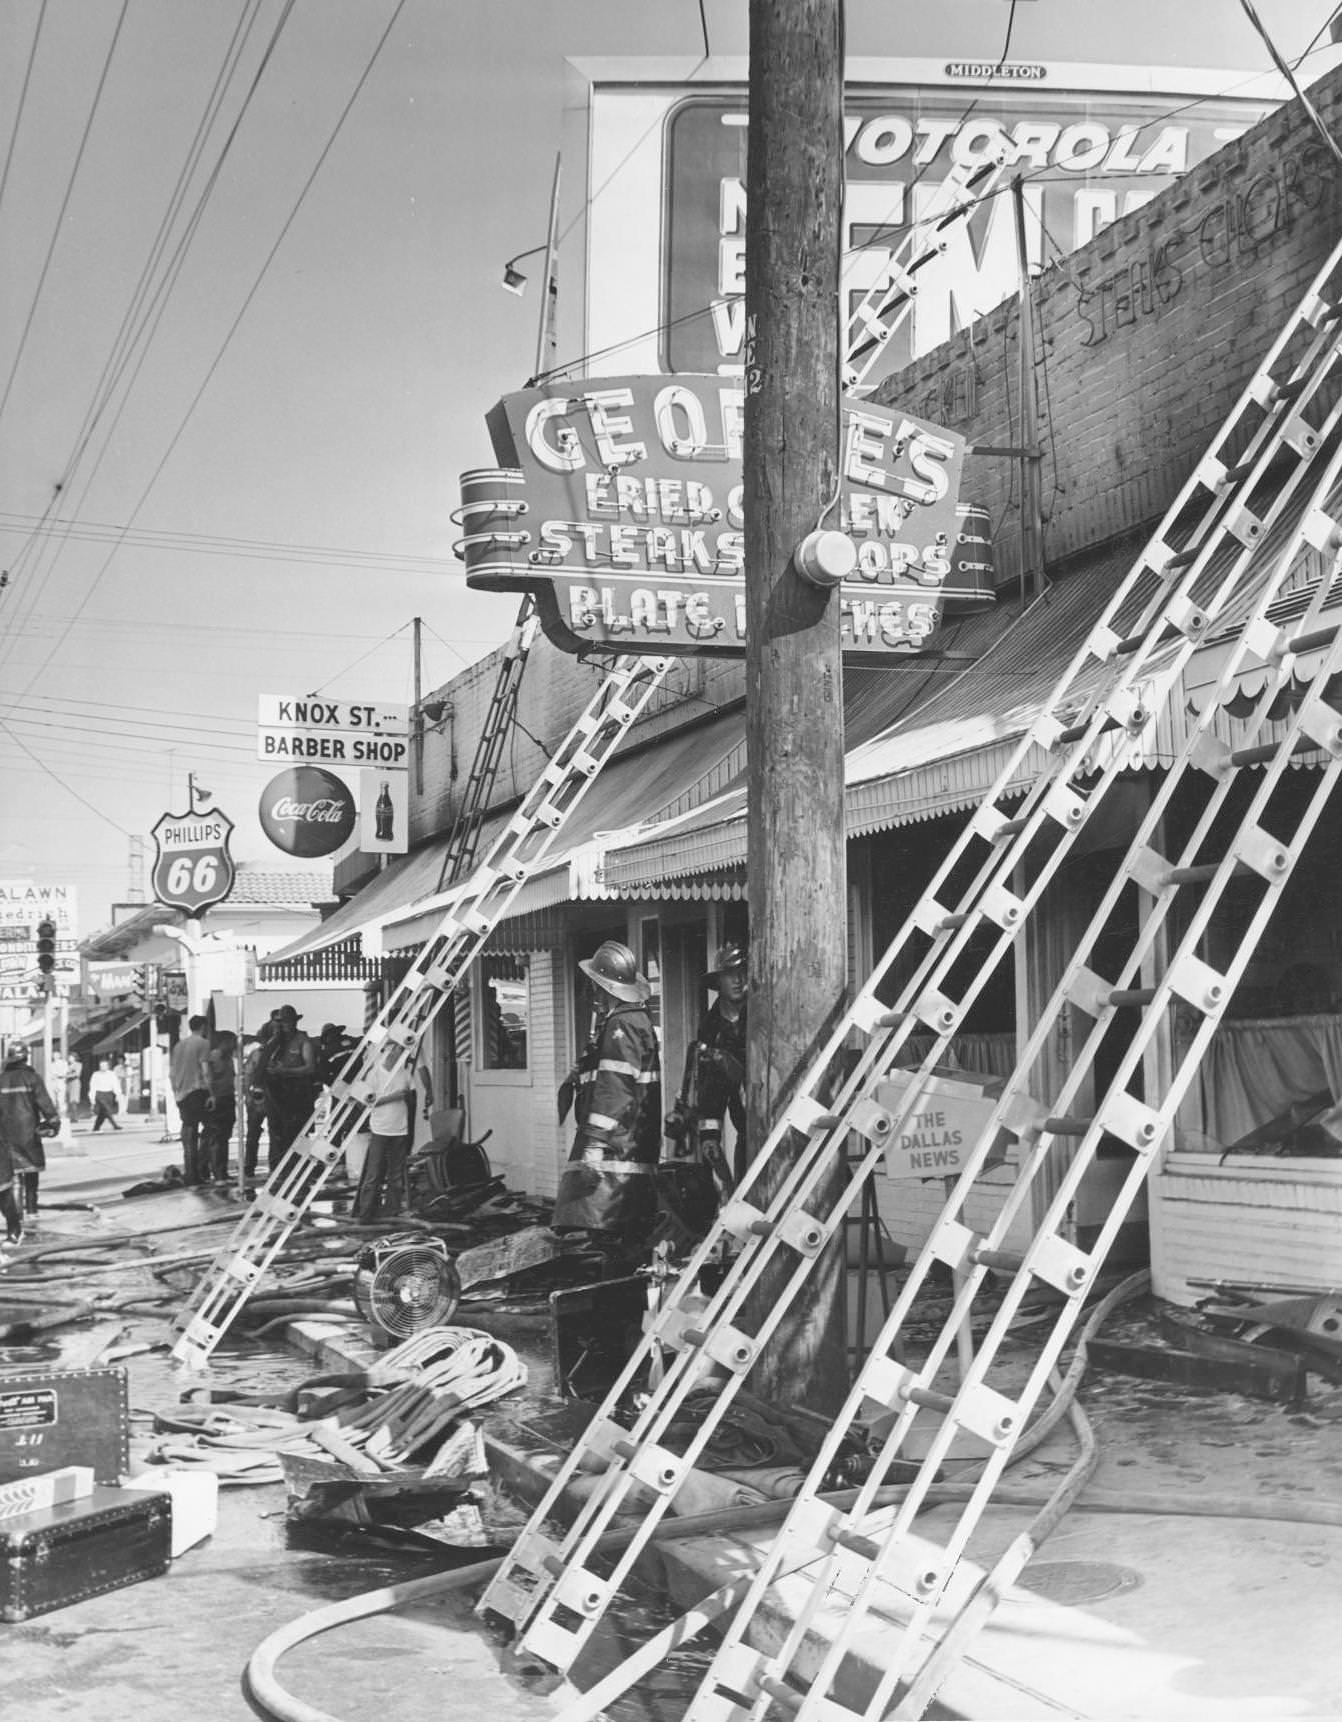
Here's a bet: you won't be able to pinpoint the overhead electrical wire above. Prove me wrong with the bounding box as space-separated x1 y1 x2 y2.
0 0 47 221
0 0 276 640
0 722 132 835
0 1 130 431
0 511 455 575
1238 0 1342 169
0 0 296 667
0 0 410 713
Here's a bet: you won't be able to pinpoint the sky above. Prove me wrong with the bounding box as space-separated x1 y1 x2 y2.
1 0 1336 935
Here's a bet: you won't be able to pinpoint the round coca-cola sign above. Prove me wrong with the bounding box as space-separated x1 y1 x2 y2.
259 767 357 858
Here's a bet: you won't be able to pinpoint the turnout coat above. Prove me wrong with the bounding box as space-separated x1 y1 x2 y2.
0 1059 57 1187
552 1000 661 1239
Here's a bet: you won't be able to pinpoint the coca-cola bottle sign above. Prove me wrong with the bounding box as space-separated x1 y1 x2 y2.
258 766 357 858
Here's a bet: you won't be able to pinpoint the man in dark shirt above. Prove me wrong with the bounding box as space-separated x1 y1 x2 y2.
693 942 748 1184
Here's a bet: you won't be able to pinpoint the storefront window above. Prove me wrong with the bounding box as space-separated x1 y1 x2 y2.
481 954 529 1070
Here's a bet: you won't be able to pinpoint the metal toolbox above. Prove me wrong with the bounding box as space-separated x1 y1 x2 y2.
0 1368 130 1485
0 1486 172 1622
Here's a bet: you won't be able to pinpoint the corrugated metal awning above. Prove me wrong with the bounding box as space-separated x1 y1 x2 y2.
606 477 1342 888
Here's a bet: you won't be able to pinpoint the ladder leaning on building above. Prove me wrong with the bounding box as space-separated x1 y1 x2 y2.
477 236 1342 1720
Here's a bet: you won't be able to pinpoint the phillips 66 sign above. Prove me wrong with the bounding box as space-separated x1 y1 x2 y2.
151 807 237 916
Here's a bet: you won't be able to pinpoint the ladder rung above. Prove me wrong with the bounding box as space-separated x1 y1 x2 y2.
993 816 1028 840
1229 737 1317 768
832 1528 883 1561
757 1676 805 1713
1164 861 1219 884
1288 622 1340 655
1042 1115 1092 1136
906 1384 955 1414
1107 987 1156 1007
974 1246 1024 1273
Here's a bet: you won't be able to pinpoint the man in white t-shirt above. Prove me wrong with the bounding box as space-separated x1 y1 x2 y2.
353 1041 434 1222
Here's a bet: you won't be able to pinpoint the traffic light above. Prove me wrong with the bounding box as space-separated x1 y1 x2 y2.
132 963 152 1005
35 920 56 975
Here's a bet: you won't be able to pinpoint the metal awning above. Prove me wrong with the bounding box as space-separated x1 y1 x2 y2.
90 1010 151 1054
606 477 1342 890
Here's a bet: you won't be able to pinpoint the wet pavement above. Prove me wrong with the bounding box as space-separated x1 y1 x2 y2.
4 1120 1340 1720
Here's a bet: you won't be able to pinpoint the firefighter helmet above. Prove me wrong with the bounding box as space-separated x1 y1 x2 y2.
579 939 651 1004
705 941 747 984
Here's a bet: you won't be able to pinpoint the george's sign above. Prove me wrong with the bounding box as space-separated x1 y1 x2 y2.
258 767 357 859
461 374 986 662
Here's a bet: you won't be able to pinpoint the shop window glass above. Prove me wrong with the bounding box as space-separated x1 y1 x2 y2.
481 954 530 1070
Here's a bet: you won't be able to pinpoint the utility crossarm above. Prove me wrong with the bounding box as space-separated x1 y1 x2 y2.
170 652 671 1367
480 237 1342 1720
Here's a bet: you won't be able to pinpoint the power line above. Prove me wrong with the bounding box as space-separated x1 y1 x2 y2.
0 0 295 659
0 0 48 222
0 510 455 574
0 0 409 705
0 721 133 834
0 2 130 430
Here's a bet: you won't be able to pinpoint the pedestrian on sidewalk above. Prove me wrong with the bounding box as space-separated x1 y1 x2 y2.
241 1024 274 1182
170 1015 212 1186
0 1042 58 1244
353 1036 432 1222
263 1006 318 1172
89 1057 123 1132
202 1030 238 1182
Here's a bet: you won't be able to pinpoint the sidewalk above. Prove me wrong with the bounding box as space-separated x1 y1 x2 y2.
27 1147 1342 1719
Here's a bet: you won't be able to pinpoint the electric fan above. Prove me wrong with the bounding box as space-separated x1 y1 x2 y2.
352 1234 462 1342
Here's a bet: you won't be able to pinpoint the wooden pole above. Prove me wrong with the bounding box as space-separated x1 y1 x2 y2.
742 0 849 1410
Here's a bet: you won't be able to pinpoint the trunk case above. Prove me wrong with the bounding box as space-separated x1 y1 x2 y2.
0 1367 129 1485
0 1485 172 1622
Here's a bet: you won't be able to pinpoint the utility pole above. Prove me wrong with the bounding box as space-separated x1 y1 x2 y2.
413 616 424 796
743 0 849 1409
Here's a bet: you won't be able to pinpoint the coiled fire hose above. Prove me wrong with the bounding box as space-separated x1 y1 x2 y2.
245 1269 1342 1722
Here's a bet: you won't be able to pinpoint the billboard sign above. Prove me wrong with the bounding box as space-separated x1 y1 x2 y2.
464 374 980 661
150 809 236 916
0 881 79 981
584 72 1271 390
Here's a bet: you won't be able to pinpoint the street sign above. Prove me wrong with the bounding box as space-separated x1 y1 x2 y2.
150 808 237 916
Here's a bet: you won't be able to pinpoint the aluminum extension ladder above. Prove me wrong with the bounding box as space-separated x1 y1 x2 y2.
843 152 1008 393
435 594 541 893
480 236 1342 1719
171 652 671 1368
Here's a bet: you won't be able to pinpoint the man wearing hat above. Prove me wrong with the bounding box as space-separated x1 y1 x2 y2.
694 942 749 1184
262 1005 318 1168
552 939 661 1244
0 1042 58 1246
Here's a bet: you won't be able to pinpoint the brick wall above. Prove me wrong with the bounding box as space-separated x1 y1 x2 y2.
877 63 1342 587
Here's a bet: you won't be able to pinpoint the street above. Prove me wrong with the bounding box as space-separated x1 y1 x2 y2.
2 1117 558 1722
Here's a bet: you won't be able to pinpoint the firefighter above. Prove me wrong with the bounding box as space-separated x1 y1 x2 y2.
694 942 748 1183
552 940 661 1246
0 1042 58 1245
